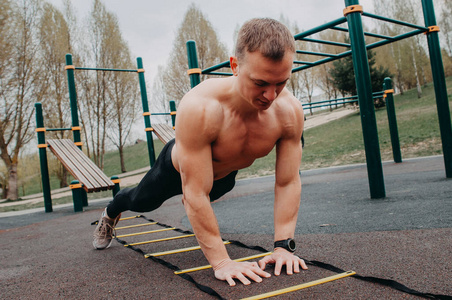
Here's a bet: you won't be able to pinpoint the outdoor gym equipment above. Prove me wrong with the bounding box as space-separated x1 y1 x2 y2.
185 0 451 199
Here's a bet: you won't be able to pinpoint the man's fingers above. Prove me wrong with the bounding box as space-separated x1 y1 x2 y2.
274 259 283 276
226 275 236 287
236 273 251 285
300 258 308 270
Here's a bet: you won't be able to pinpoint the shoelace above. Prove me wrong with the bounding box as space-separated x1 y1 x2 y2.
95 218 116 239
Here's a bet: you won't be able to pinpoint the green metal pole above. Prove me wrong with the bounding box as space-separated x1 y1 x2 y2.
35 103 53 212
65 54 82 149
345 0 385 198
111 175 121 196
136 57 156 167
186 41 201 88
70 180 83 212
170 100 177 128
384 78 402 163
421 0 452 178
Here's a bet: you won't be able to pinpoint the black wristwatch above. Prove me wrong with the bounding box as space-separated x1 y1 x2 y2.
274 238 296 253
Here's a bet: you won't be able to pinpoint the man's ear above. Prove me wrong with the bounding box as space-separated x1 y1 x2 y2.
230 56 239 76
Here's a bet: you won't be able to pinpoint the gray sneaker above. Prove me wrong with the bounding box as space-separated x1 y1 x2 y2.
92 209 121 250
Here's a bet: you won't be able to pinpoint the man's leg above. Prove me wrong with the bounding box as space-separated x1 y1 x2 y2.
93 139 182 249
209 170 238 201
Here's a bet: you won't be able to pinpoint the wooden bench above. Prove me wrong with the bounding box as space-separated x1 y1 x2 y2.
152 123 175 144
47 139 120 212
47 139 115 192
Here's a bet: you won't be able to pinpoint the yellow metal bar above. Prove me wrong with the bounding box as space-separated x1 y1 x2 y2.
119 215 143 221
174 252 272 275
116 222 158 230
115 227 175 238
126 234 196 247
241 271 356 300
145 241 231 258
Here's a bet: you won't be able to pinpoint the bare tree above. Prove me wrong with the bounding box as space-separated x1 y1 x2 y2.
155 4 229 112
0 0 44 200
39 2 72 187
74 0 139 172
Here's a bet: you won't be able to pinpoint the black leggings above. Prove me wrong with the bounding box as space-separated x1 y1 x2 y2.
106 139 238 218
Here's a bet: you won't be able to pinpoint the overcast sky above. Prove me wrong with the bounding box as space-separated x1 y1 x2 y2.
47 0 376 83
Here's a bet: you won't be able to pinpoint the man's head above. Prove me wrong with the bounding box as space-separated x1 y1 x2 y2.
235 18 295 63
231 18 295 111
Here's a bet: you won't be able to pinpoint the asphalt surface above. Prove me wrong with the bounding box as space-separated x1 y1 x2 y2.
1 156 451 299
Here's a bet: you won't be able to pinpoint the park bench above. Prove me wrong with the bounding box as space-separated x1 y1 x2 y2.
152 123 175 144
46 139 119 211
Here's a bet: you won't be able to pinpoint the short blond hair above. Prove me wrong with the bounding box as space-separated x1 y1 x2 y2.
235 18 295 62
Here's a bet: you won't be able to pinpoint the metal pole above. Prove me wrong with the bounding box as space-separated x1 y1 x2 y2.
421 0 452 178
65 54 82 149
137 57 156 167
345 0 385 198
383 78 402 163
170 100 177 129
35 103 53 212
186 41 201 88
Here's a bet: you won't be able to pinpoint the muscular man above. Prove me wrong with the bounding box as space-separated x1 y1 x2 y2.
93 18 307 286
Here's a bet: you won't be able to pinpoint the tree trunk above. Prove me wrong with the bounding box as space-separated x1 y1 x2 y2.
119 145 126 173
6 162 19 200
411 46 422 98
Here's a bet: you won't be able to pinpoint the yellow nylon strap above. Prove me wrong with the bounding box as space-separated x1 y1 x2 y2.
343 5 363 16
142 112 151 116
65 65 75 70
74 142 83 146
71 126 81 131
145 127 154 132
137 68 145 73
111 179 121 184
170 111 177 115
384 89 394 94
37 144 48 149
35 128 46 132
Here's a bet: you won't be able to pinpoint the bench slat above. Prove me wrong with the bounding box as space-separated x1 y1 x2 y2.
48 139 114 192
48 140 97 191
59 140 113 189
153 123 175 144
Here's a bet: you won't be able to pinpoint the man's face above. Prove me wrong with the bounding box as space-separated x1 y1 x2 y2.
232 50 294 110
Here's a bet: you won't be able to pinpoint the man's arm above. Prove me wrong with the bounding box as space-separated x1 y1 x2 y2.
175 94 270 286
259 99 307 275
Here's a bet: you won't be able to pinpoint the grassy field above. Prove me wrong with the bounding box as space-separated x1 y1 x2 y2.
3 76 451 212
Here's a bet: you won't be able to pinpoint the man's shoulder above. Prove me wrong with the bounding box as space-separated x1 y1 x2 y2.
274 89 303 116
177 79 227 131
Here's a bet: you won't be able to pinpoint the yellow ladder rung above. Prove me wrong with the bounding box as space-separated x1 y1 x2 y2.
145 241 231 258
116 222 158 230
115 227 175 238
174 252 272 275
125 234 196 247
119 215 143 221
241 271 356 300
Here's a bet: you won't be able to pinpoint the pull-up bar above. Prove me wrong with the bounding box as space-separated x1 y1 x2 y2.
186 0 451 199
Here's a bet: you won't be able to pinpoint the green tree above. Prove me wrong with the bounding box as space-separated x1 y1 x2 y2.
330 47 391 102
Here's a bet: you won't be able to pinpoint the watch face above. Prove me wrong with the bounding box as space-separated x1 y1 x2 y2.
288 239 296 251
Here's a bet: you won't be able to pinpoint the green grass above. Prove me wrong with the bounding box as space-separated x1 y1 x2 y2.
3 77 451 212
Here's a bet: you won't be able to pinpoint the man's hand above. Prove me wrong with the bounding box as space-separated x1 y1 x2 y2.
214 259 271 286
258 248 308 275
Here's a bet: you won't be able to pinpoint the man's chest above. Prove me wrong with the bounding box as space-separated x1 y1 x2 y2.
211 118 280 165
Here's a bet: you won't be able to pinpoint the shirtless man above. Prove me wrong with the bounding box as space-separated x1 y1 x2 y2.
93 18 307 286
